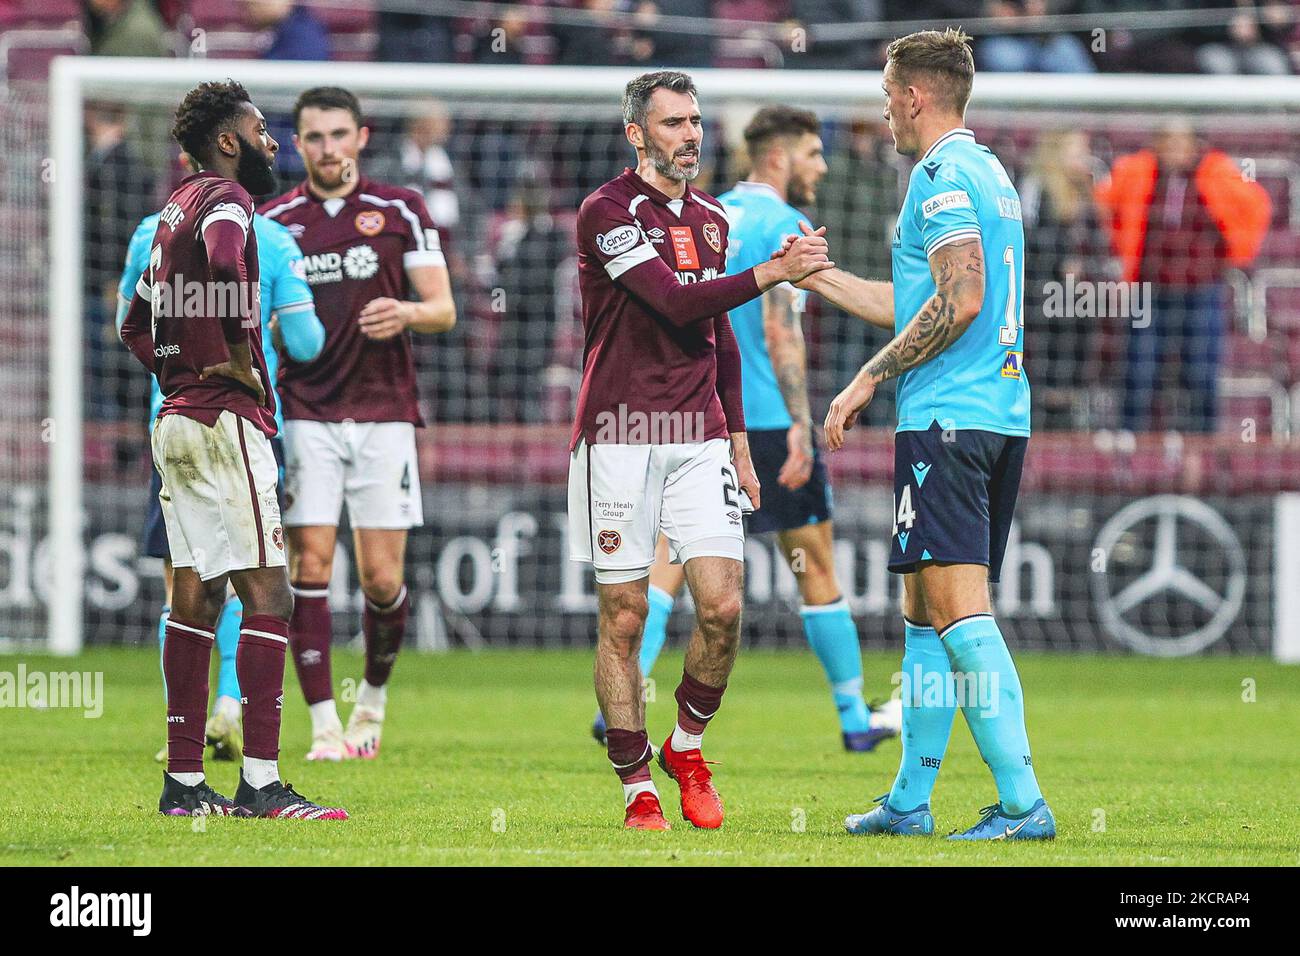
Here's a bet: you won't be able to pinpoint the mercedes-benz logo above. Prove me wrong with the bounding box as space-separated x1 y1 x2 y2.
1091 495 1246 657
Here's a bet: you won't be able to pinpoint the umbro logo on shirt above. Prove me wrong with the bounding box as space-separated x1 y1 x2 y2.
646 227 666 243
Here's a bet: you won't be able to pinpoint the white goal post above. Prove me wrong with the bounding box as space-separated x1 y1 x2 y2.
45 56 1300 655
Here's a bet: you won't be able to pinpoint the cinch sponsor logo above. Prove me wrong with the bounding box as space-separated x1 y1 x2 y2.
49 886 151 936
597 225 640 256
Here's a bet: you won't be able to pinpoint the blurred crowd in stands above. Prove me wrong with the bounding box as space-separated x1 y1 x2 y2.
62 1 1300 75
3 1 1288 440
81 96 1278 440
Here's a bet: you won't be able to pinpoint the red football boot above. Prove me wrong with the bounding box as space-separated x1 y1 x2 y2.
658 736 724 829
624 790 672 830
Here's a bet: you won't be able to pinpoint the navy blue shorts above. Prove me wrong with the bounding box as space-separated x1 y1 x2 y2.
745 427 833 535
142 462 170 560
143 434 286 562
888 423 1027 582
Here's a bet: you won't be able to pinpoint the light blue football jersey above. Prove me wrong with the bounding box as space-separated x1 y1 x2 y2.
892 127 1030 437
718 181 811 432
118 212 316 434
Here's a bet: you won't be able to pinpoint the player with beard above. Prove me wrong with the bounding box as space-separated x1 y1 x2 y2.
120 80 347 819
259 87 456 762
572 72 833 829
590 105 903 754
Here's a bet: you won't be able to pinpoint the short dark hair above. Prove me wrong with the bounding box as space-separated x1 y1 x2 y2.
171 79 252 167
743 105 820 162
622 71 697 130
293 86 364 131
886 28 975 115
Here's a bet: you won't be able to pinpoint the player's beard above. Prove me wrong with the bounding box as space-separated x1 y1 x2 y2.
309 156 356 192
788 175 815 208
235 134 278 196
647 138 700 183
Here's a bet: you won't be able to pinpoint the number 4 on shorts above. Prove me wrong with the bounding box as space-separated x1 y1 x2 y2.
894 484 915 535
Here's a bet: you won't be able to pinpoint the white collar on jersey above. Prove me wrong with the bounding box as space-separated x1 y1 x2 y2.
732 180 783 201
921 127 976 162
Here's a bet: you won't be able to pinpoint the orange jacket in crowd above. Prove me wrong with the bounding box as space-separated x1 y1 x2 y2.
1094 149 1272 283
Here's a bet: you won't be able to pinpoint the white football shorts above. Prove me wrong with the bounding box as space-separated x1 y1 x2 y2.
568 438 745 584
152 410 286 581
281 419 423 530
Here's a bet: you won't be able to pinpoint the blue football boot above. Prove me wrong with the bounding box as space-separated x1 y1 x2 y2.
947 799 1056 841
844 794 935 836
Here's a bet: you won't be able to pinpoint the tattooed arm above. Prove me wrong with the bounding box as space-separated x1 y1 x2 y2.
823 238 985 450
798 268 895 330
762 284 815 490
773 222 894 329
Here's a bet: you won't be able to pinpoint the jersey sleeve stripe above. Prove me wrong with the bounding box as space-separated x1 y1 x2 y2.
925 227 982 256
604 242 658 279
403 249 447 270
260 195 307 220
692 193 731 225
200 209 250 238
135 275 151 297
274 300 314 314
360 193 427 252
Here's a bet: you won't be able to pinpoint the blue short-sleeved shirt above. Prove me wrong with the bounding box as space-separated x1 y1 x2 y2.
718 181 811 432
892 128 1030 437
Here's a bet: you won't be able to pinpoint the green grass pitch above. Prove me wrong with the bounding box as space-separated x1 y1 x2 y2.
1 646 1296 866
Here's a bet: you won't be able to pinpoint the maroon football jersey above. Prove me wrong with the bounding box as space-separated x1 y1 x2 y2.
258 176 445 425
130 172 276 438
572 168 757 451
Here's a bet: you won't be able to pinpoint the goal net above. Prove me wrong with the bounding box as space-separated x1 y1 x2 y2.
9 58 1300 659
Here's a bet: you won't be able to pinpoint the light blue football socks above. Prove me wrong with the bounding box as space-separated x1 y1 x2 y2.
214 596 243 702
157 604 171 691
800 599 871 734
940 614 1043 815
887 619 957 812
637 584 675 676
